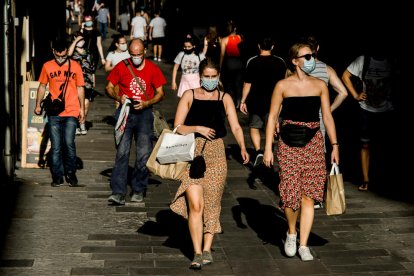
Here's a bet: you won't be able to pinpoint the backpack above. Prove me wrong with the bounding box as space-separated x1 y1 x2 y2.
179 52 201 67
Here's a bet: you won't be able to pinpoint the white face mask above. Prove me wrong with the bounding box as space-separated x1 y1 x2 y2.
54 54 68 65
119 44 128 52
132 56 143 66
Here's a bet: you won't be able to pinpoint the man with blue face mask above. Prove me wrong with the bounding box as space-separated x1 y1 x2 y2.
105 39 167 205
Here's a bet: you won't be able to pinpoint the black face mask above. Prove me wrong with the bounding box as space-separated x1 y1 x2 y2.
184 49 193 55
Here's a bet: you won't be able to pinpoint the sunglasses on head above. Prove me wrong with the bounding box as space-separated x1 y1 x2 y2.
296 53 316 60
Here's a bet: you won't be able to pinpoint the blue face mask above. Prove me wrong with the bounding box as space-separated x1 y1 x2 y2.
84 21 93 27
301 57 316 74
201 77 219 91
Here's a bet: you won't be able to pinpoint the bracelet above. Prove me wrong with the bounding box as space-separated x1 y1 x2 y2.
332 143 339 146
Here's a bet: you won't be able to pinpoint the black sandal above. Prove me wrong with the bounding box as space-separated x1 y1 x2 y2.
358 182 369 191
189 253 202 270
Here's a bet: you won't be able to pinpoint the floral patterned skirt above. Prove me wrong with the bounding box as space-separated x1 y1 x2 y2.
277 120 326 211
170 138 227 234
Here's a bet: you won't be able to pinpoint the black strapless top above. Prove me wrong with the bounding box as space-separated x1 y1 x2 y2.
280 96 321 122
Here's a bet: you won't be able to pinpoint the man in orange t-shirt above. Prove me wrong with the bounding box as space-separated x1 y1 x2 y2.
34 38 85 187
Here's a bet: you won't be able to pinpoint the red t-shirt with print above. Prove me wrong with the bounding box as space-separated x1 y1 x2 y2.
38 59 85 117
107 59 167 101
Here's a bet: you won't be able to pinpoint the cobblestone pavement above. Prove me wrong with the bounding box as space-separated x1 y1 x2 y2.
1 29 413 275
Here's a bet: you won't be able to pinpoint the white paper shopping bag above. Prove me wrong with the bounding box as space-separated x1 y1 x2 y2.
156 127 195 164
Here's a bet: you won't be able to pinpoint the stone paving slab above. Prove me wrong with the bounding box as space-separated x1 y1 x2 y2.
1 27 413 275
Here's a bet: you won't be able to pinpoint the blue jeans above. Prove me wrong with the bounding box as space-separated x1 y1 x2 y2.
48 116 78 180
98 22 108 39
111 108 153 195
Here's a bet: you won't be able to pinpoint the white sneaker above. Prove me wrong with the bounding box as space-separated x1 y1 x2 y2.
298 246 314 261
80 124 87 135
153 57 157 61
284 232 297 257
314 202 324 209
157 57 161 62
75 128 81 135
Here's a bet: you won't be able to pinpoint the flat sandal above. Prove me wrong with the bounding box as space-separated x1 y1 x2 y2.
189 253 202 270
358 182 368 191
202 250 213 265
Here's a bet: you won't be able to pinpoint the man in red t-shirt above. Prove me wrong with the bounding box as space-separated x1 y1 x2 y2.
34 38 85 187
106 38 167 205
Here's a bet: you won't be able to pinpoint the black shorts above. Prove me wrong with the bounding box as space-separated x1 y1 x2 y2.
360 109 393 143
249 113 269 129
152 37 165 46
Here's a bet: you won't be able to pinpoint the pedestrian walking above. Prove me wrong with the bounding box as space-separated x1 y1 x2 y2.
171 34 206 98
105 39 167 205
170 57 249 270
105 34 131 109
148 10 167 62
80 14 106 68
203 24 221 65
96 1 110 40
34 38 85 187
305 35 348 209
220 20 244 107
341 38 396 192
240 36 286 167
264 42 339 261
68 33 97 135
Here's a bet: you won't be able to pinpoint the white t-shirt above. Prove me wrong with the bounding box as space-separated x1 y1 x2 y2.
131 16 147 39
106 51 131 67
174 52 206 75
149 17 167 38
119 13 130 31
347 55 393 112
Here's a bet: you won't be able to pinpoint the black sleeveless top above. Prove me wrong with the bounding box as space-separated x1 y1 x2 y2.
184 90 227 139
280 96 321 122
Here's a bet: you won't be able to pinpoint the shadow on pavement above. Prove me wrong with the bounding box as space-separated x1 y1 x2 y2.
232 197 328 254
0 181 21 260
137 209 194 260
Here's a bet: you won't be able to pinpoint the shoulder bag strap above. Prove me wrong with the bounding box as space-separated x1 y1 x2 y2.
58 59 71 100
123 59 150 100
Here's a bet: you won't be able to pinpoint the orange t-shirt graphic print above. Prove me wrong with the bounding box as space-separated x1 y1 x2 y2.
38 59 85 117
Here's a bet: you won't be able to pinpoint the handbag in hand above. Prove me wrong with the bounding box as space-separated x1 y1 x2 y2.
189 139 207 179
325 163 346 215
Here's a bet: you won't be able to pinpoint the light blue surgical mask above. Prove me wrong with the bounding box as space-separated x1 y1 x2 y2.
201 77 219 91
84 21 93 27
301 57 316 74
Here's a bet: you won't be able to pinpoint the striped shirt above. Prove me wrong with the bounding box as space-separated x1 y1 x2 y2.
309 60 329 85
